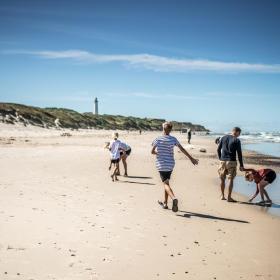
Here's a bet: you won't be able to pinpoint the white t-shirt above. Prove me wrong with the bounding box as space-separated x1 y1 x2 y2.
109 139 122 160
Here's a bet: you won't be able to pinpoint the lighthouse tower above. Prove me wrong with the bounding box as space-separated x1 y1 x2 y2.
94 97 99 115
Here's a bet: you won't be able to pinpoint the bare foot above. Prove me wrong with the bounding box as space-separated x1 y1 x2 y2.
221 196 226 200
115 177 119 181
227 197 237 203
111 175 114 182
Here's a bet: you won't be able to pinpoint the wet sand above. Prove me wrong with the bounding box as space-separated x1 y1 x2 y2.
0 123 280 280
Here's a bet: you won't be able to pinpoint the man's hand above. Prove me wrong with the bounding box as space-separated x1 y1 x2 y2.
240 166 245 172
190 157 199 165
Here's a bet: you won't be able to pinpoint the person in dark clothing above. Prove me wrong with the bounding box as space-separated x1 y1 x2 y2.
187 129 192 144
215 137 221 145
217 127 245 202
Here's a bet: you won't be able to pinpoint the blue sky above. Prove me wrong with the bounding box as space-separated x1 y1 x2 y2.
0 0 279 132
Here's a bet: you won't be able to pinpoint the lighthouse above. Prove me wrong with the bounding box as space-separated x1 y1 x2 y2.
94 97 99 115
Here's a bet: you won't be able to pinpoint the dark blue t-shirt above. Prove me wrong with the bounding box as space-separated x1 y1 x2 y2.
217 135 244 167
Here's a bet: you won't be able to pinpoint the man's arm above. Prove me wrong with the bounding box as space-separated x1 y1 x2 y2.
237 140 244 170
177 144 198 165
217 138 222 159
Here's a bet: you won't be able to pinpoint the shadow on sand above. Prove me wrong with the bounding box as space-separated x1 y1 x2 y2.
121 180 155 186
126 176 153 179
177 210 249 224
238 201 280 209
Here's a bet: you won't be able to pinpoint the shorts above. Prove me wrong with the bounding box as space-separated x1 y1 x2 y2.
218 161 237 180
111 158 120 164
159 171 172 182
120 149 131 157
264 170 276 184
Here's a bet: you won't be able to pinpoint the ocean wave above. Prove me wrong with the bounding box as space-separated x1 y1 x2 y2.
240 132 280 143
210 132 280 143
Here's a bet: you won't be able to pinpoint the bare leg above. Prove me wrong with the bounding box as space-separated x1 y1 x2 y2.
220 178 226 200
111 163 119 182
227 178 236 202
164 190 168 205
122 157 128 176
115 163 119 181
263 189 272 202
163 180 175 200
258 180 269 202
116 164 120 176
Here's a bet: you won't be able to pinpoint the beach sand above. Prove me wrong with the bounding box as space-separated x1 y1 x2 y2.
0 123 280 280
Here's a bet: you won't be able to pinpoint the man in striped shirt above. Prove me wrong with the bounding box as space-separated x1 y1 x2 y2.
151 122 199 212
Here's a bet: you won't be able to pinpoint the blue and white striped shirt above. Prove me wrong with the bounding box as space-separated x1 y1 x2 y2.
152 135 180 171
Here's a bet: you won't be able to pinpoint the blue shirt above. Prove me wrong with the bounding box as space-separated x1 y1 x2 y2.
152 135 180 171
217 134 244 167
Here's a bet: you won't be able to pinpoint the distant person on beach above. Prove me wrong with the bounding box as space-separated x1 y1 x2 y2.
244 168 276 204
119 142 132 177
108 132 124 182
151 122 199 212
217 127 244 202
187 128 192 144
215 137 221 145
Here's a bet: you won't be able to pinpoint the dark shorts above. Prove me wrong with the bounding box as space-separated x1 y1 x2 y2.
111 158 120 164
264 170 276 184
159 171 172 182
120 149 131 157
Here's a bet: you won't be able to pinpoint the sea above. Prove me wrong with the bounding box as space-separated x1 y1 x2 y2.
211 131 280 217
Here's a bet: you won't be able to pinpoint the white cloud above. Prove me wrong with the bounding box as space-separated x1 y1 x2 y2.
3 49 280 73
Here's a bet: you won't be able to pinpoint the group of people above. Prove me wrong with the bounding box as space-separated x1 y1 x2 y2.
105 132 131 182
106 123 277 212
217 127 276 205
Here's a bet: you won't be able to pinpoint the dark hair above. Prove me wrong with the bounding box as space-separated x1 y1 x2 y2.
245 171 251 180
215 137 221 145
233 127 241 133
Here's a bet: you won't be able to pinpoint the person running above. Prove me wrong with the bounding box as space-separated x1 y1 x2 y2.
108 132 124 182
151 122 199 212
119 142 132 176
244 168 276 204
217 127 245 202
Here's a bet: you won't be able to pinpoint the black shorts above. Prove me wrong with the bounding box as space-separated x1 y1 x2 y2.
120 149 131 157
264 170 276 184
159 171 172 182
126 148 131 156
111 159 120 164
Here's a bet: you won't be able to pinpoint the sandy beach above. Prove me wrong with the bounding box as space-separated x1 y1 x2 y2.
0 123 280 280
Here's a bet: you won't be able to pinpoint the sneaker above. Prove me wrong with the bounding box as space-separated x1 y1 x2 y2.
172 199 178 212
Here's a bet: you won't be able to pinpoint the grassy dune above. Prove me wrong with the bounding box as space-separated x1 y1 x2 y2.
0 103 208 131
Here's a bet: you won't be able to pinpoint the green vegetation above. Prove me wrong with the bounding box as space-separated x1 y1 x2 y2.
0 103 209 131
